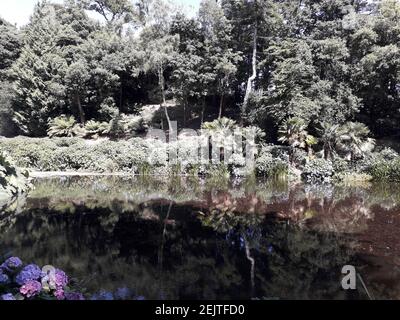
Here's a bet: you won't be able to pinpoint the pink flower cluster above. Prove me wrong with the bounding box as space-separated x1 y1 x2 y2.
20 280 42 298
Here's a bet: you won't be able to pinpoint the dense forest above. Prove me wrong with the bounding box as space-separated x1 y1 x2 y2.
0 0 399 139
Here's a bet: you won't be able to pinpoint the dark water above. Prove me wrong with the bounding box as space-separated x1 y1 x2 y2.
1 176 400 300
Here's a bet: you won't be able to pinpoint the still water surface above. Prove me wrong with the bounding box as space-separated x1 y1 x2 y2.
1 176 399 300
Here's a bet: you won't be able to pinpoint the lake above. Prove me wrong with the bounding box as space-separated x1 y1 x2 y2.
1 176 399 300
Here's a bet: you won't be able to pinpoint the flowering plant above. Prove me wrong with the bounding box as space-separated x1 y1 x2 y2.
0 257 85 300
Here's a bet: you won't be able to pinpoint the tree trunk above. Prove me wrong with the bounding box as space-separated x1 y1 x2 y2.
201 97 206 125
218 94 224 119
242 23 258 122
119 82 123 111
159 68 167 105
324 145 329 160
307 146 313 159
159 67 173 134
183 95 187 127
75 92 85 125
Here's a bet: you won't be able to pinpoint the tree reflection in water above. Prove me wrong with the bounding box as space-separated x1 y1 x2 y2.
0 176 399 299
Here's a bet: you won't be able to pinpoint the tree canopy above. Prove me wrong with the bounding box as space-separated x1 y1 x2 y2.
0 0 398 140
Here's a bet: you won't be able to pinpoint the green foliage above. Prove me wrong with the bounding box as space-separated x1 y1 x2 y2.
302 158 334 183
368 158 400 182
365 148 400 182
0 0 398 154
278 117 309 149
336 122 376 161
202 117 237 131
256 150 289 179
0 152 30 204
47 116 78 138
84 120 110 138
0 18 21 77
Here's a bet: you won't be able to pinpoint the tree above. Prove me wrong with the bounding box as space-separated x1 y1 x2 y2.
143 34 179 133
170 13 204 126
139 0 180 133
337 122 375 161
82 0 136 33
0 18 21 78
65 60 90 124
199 0 241 119
278 117 317 163
10 1 97 135
317 123 341 160
0 18 21 136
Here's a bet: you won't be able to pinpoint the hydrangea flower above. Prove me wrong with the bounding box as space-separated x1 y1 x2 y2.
136 296 145 300
115 287 131 300
54 288 65 300
91 291 114 300
20 280 42 298
65 292 85 301
1 257 23 273
0 272 10 285
15 264 42 285
1 293 16 301
54 269 68 288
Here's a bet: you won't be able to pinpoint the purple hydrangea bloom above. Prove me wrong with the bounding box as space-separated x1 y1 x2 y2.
65 292 85 301
20 280 42 298
54 288 65 300
1 257 23 273
90 294 99 300
115 287 131 300
1 293 16 301
96 291 114 300
54 269 68 288
136 296 145 300
15 264 42 285
0 272 10 284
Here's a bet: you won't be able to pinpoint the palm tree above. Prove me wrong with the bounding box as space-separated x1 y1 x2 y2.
317 122 340 160
278 117 317 163
337 122 375 161
305 134 318 158
278 117 308 149
201 117 237 132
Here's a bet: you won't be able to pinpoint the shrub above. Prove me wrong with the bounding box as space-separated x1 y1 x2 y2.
256 146 289 178
302 158 334 183
0 152 31 203
332 157 350 174
121 114 148 136
84 121 110 139
47 116 79 138
368 158 400 182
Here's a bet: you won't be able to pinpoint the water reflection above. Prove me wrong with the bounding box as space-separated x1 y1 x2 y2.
0 176 399 299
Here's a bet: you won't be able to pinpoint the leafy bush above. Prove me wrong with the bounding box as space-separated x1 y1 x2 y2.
84 121 110 139
302 158 334 183
0 138 143 173
47 116 80 138
121 114 149 136
332 157 350 174
367 157 400 182
0 152 31 203
256 149 288 178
